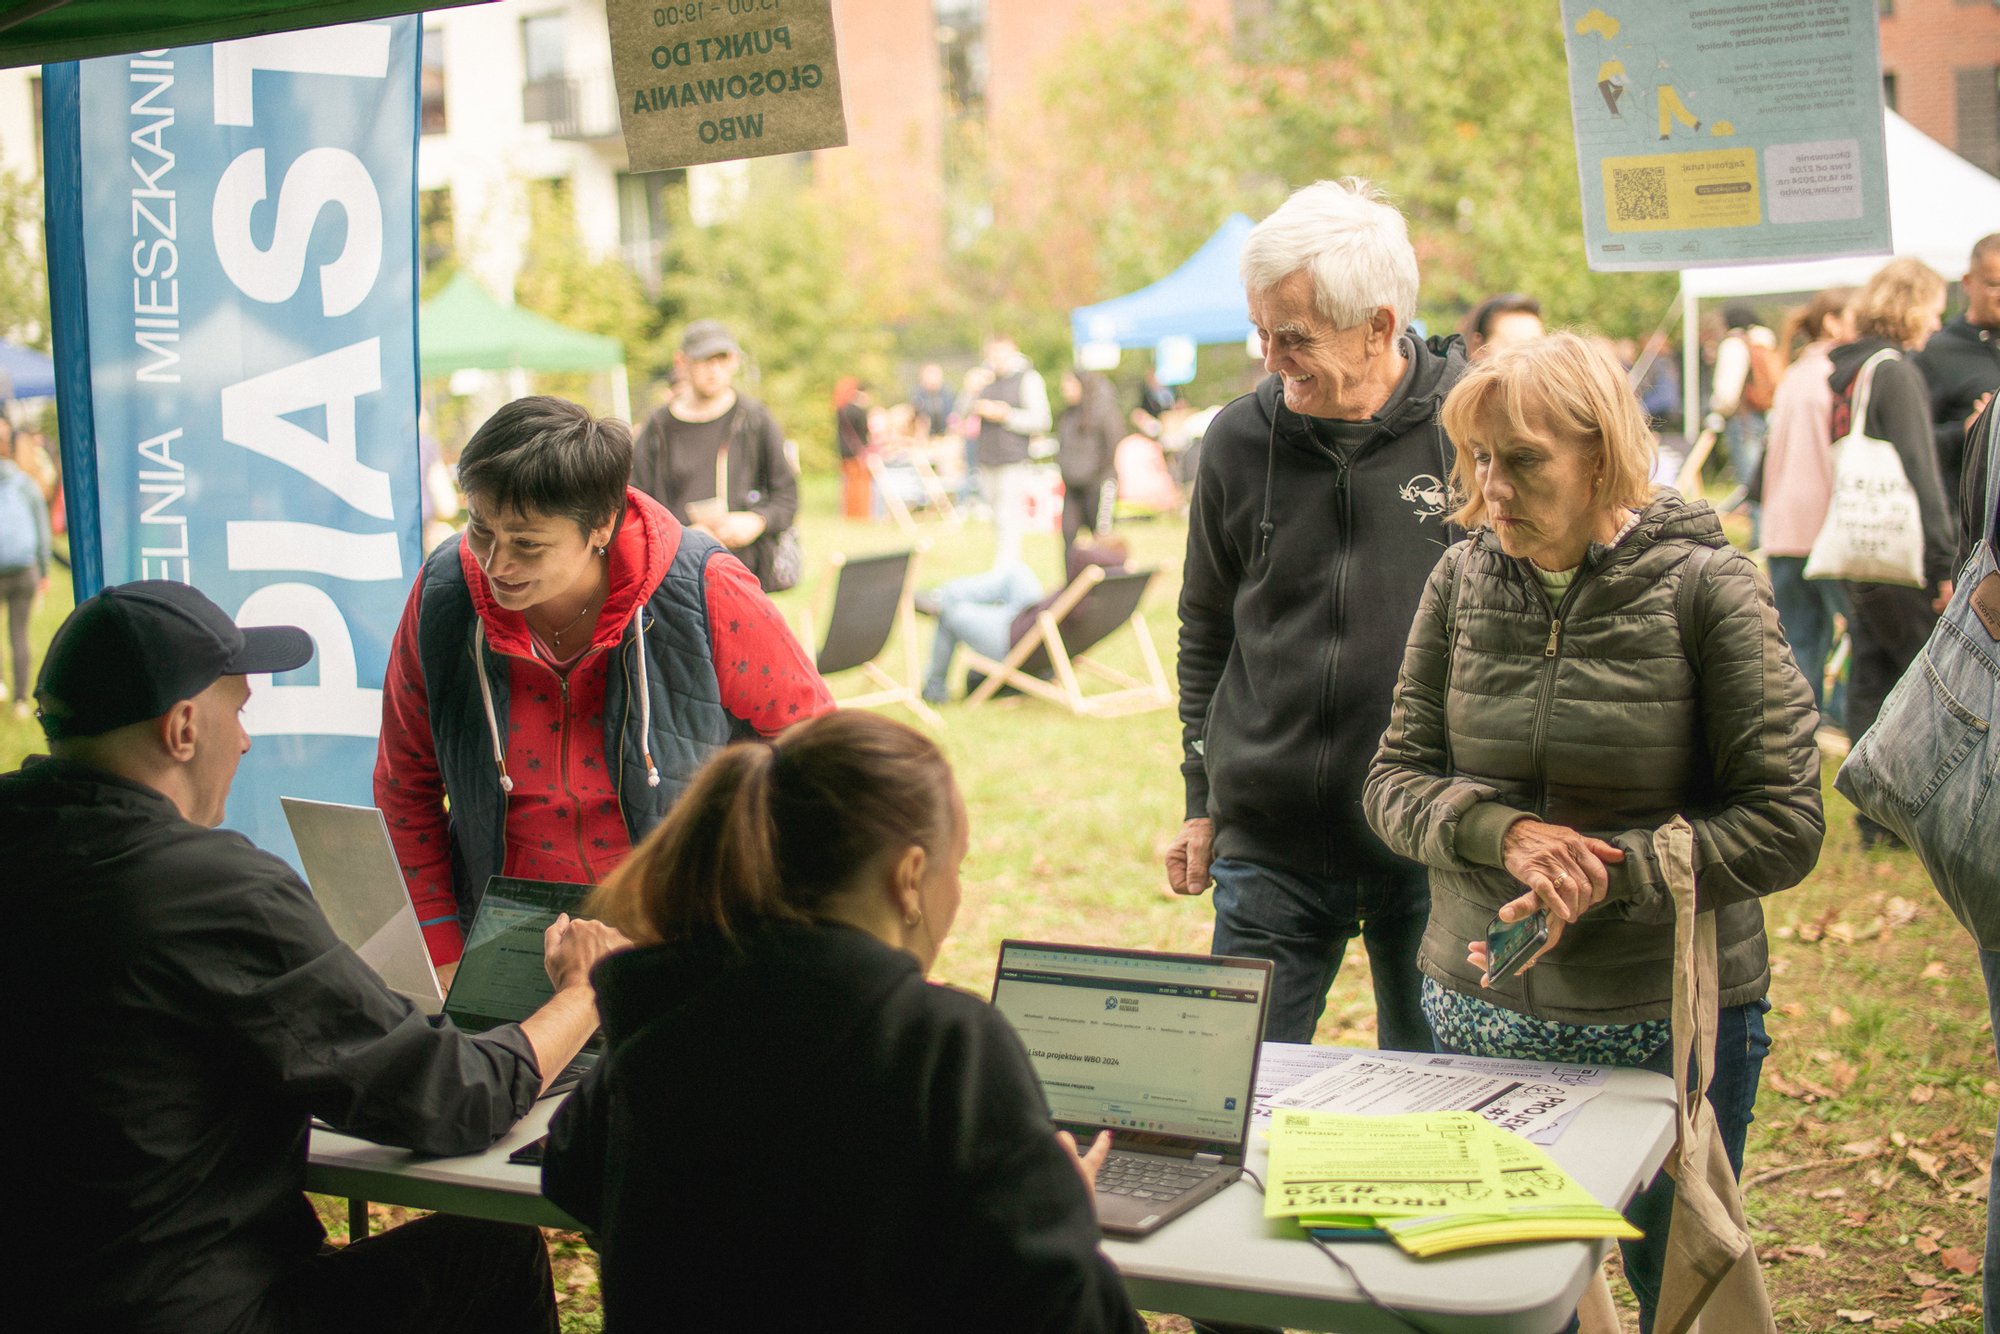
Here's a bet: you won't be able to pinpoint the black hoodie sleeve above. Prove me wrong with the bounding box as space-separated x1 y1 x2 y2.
1963 402 1997 574
1868 357 1960 590
1176 435 1244 819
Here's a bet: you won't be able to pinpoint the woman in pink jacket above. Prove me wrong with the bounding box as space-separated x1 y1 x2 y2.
1758 286 1855 722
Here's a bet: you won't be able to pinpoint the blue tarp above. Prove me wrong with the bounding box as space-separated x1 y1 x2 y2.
1070 214 1255 350
0 339 56 399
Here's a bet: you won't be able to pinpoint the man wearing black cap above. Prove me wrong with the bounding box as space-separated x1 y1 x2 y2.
630 318 801 591
4 581 623 1333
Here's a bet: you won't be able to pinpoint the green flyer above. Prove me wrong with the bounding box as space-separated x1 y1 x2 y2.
1560 0 1890 272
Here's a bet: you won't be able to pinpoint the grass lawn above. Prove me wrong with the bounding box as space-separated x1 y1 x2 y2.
9 478 1992 1332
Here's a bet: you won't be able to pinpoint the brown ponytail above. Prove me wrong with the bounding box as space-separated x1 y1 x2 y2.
1779 286 1855 356
589 712 955 946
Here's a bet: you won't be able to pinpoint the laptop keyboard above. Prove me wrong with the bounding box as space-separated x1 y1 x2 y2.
1095 1151 1222 1203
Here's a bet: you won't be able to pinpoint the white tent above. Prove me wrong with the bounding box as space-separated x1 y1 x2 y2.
1672 110 2000 434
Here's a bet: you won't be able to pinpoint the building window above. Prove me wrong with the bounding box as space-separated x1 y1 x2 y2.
616 170 680 292
1955 66 2000 176
935 0 988 117
521 13 570 126
1883 71 1898 111
421 28 446 134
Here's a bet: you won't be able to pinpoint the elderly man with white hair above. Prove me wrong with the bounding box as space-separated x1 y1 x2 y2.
1166 178 1467 1049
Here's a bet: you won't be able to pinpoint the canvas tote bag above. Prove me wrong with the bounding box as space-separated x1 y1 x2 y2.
1651 817 1777 1334
1836 405 2000 946
1804 348 1925 587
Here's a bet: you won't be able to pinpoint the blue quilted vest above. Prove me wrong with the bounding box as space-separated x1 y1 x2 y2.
414 529 750 929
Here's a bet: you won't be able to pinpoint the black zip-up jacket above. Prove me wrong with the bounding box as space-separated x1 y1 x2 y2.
3 756 540 1334
1915 316 2000 510
1827 338 1959 592
1179 335 1468 878
544 921 1141 1334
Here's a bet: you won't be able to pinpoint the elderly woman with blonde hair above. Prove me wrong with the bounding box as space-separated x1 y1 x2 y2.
1363 332 1823 1327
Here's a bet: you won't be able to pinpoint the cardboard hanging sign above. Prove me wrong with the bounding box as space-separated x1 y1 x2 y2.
608 0 847 172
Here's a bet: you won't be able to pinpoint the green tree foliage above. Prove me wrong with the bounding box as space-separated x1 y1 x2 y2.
945 0 1674 367
956 1 1267 367
1245 0 1677 336
657 176 894 473
515 178 662 399
0 163 50 349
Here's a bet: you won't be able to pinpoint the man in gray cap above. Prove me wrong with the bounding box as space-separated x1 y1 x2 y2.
631 318 801 591
6 580 624 1333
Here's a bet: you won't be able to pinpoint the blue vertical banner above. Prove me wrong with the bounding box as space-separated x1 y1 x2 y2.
43 20 422 866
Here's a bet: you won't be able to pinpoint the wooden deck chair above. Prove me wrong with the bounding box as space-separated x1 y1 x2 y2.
961 566 1171 718
797 547 942 727
1674 424 1719 499
868 449 960 537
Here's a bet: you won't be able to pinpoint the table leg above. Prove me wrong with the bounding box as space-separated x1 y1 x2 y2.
348 1197 369 1241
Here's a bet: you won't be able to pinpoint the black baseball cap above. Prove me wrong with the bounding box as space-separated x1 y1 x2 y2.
35 581 315 739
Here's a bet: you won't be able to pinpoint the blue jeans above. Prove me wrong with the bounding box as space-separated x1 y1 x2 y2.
1979 951 2000 1329
1208 857 1433 1050
1435 997 1769 1334
1767 555 1848 717
922 561 1042 700
1725 411 1766 545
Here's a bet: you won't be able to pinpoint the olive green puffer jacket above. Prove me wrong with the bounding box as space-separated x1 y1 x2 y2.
1363 492 1823 1025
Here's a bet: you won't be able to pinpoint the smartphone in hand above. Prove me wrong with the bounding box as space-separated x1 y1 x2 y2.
1485 910 1550 984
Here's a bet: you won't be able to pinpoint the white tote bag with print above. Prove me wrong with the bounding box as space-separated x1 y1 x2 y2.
1804 348 1925 588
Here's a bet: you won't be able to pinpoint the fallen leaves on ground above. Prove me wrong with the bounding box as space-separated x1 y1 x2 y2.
1939 1246 1981 1276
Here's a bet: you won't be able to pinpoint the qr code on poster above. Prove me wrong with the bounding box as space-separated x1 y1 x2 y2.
1612 166 1669 222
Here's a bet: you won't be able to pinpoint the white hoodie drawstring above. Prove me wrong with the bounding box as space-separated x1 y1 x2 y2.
633 605 661 788
474 624 515 794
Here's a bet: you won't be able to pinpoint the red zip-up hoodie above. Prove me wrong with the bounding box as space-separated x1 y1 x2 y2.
376 488 831 964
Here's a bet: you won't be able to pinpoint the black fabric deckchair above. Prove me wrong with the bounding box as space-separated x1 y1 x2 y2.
798 547 941 726
961 565 1171 717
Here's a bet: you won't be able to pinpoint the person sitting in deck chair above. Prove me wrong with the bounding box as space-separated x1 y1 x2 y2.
916 537 1128 704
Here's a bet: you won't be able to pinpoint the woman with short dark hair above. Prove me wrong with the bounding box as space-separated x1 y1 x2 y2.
374 396 832 969
545 711 1142 1334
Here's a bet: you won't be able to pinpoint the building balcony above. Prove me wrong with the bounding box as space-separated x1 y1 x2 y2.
525 69 622 142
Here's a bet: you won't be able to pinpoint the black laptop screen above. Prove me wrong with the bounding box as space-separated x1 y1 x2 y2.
443 877 593 1035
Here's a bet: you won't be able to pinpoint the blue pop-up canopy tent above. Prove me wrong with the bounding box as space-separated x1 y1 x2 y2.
0 339 56 400
1070 214 1255 351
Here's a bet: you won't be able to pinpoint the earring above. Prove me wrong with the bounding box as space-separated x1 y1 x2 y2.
595 544 607 557
903 907 924 928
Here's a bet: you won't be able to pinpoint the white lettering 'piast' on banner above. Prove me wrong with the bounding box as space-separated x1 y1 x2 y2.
43 20 422 869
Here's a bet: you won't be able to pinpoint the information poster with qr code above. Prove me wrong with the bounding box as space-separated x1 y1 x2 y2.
1559 0 1889 272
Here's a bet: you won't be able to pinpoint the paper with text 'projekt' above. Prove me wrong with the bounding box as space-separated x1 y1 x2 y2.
1265 1109 1640 1257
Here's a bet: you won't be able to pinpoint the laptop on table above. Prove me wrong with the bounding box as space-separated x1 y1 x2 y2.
281 798 445 1014
990 940 1272 1236
444 875 604 1098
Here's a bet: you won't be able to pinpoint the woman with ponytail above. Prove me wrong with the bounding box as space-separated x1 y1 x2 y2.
543 711 1143 1333
1760 286 1855 720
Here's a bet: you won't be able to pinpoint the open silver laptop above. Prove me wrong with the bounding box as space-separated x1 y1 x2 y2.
281 798 444 1015
991 941 1272 1236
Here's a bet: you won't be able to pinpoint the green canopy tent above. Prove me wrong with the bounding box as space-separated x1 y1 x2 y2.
0 1 491 67
420 271 630 419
